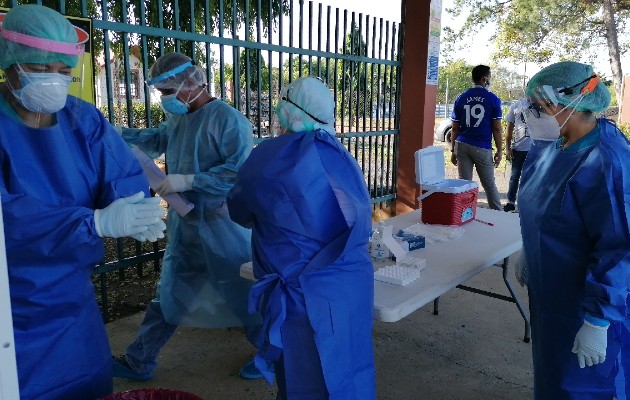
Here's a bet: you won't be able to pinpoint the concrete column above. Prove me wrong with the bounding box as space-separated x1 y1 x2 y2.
395 0 437 215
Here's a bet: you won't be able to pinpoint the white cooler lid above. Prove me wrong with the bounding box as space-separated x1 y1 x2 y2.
415 146 446 185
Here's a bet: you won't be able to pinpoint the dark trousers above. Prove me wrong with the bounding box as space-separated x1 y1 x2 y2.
507 149 528 203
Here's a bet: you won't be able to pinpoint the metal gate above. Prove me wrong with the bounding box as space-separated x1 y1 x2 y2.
1 0 401 321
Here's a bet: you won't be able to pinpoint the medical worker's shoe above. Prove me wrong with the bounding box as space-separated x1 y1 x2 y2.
112 355 154 381
503 203 516 212
238 358 264 380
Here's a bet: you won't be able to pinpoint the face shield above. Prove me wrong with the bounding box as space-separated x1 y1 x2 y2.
524 75 601 141
0 24 88 119
146 60 206 117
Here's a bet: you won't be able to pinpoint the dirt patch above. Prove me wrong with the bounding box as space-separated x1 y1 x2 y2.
95 237 166 322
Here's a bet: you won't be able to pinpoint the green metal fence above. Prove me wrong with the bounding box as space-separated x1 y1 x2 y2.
1 0 401 321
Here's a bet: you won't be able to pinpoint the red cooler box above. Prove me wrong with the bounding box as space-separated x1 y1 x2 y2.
415 146 478 226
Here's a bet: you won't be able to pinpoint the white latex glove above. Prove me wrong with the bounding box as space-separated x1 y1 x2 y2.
129 197 167 242
155 174 194 196
94 192 165 239
572 320 609 368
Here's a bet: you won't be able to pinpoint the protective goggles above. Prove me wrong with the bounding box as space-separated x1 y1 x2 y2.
529 73 600 107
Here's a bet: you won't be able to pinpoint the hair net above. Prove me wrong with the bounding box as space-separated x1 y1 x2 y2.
148 53 206 90
526 61 610 114
275 77 336 134
0 5 79 69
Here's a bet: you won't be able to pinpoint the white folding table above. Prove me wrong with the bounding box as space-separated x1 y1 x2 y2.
240 207 531 342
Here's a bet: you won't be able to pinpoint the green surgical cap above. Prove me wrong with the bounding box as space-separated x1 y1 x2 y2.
526 61 610 114
0 4 79 70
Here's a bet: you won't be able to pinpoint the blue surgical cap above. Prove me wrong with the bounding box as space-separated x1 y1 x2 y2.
0 4 79 70
526 61 610 114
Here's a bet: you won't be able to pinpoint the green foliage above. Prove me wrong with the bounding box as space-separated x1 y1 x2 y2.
438 60 527 104
107 0 290 67
618 123 630 140
445 0 628 104
99 102 165 128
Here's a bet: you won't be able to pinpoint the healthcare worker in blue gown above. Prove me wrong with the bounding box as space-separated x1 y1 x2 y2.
228 76 376 400
518 61 630 400
0 5 166 399
112 52 263 382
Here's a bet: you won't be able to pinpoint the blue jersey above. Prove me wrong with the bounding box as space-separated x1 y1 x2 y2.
451 86 502 149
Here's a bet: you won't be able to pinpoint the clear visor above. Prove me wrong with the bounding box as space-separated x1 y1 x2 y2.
1 26 88 124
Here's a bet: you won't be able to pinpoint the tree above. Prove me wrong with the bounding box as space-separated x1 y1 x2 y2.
107 0 290 67
437 60 527 107
446 0 629 104
340 23 370 121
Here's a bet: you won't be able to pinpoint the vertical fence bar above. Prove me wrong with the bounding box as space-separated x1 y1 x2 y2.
317 3 322 78
333 7 339 130
267 0 273 133
121 0 134 126
288 0 294 83
256 0 263 138
100 0 115 122
245 0 252 120
157 0 165 55
218 0 226 99
340 9 347 134
349 11 356 133
173 0 180 53
307 1 312 76
277 0 283 95
205 0 213 95
232 1 241 111
139 0 153 128
190 0 196 60
298 0 304 76
325 6 331 84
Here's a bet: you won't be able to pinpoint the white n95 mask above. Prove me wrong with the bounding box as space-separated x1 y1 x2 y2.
523 110 561 141
13 72 73 114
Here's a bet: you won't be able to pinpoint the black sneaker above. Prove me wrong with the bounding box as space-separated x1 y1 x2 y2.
503 203 516 212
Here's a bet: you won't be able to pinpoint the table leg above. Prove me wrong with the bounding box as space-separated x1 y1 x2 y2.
500 257 531 343
433 297 440 315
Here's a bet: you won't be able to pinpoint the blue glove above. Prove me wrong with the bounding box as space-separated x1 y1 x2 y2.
155 174 194 196
572 318 609 368
94 192 165 239
129 197 167 242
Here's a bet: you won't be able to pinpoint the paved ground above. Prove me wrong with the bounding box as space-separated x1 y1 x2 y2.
106 154 531 400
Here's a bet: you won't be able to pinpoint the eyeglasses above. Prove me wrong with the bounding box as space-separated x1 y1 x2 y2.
281 95 328 124
527 103 543 119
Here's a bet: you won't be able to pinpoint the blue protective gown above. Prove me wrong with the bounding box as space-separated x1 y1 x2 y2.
121 99 259 328
518 119 630 400
0 95 150 399
227 130 376 400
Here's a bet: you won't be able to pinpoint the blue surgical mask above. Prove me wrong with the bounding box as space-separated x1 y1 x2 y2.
12 72 72 114
160 94 189 115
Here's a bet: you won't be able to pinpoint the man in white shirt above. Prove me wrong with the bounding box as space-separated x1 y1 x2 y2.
503 98 532 212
